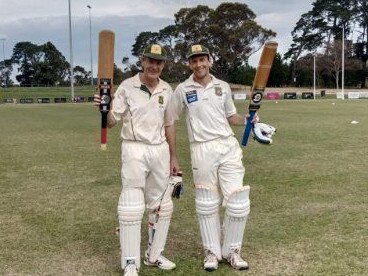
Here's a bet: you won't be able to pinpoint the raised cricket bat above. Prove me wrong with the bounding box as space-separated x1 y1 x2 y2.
241 41 278 146
98 30 115 150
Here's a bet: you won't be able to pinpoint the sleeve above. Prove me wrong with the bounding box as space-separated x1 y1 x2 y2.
111 84 128 122
164 87 175 127
170 85 185 121
224 83 237 118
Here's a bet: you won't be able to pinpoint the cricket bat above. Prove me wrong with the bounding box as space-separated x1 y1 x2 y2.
98 30 115 150
241 41 278 146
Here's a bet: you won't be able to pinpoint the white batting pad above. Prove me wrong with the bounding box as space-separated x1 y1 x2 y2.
117 188 145 270
195 187 222 259
222 186 250 258
147 194 173 262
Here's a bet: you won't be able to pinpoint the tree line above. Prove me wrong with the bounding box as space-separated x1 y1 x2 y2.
0 41 93 87
1 1 367 89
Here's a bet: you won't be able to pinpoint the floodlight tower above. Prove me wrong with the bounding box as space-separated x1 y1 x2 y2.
313 53 316 100
341 26 345 100
87 5 93 86
0 38 5 62
68 0 75 100
0 38 5 87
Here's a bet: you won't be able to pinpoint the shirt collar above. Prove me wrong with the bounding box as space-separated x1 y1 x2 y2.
132 73 167 94
133 73 142 88
184 73 221 88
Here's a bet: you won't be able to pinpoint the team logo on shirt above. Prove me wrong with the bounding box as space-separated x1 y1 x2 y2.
158 95 164 105
215 87 222 96
186 90 198 103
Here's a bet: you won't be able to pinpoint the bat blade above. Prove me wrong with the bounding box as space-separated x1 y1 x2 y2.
98 30 115 150
241 41 278 146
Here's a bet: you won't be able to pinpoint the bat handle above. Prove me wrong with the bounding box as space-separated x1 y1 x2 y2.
242 110 256 146
100 112 108 150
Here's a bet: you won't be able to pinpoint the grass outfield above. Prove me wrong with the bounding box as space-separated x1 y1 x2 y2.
1 99 367 275
0 86 95 101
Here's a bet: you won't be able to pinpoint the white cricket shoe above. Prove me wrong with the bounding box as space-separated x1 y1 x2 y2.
203 252 218 271
143 251 176 270
226 252 249 270
123 264 138 276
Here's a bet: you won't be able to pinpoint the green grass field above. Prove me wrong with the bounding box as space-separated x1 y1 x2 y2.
0 86 95 102
1 98 367 275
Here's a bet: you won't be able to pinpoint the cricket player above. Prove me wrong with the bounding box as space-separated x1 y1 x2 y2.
171 44 257 271
95 44 179 276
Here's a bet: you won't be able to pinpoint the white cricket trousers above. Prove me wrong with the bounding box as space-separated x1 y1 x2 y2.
190 136 245 199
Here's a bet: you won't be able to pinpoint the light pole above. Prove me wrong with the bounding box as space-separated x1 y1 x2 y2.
0 38 5 63
0 38 5 87
87 5 93 86
0 38 6 87
313 53 316 100
68 0 75 101
341 26 345 100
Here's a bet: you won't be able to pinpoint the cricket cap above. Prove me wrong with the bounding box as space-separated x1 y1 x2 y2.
187 44 210 59
142 44 167 61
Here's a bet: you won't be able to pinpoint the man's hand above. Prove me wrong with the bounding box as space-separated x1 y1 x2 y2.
94 94 116 128
246 112 259 124
170 155 180 176
170 172 183 199
94 94 101 106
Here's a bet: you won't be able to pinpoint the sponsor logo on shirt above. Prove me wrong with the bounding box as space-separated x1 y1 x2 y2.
185 90 198 104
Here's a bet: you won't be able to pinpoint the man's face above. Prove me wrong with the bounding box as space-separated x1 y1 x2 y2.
141 57 165 80
189 55 210 79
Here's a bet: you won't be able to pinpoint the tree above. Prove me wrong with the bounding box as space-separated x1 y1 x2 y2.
320 39 361 88
268 53 290 87
157 25 187 83
36 42 69 86
131 27 190 83
132 31 160 57
293 53 319 87
208 3 275 80
131 4 275 83
0 59 13 87
354 0 368 85
158 25 179 58
121 56 139 79
228 64 255 86
113 64 124 85
174 5 212 48
11 41 69 86
73 65 89 85
284 11 324 85
11 41 40 86
174 3 276 81
284 0 368 87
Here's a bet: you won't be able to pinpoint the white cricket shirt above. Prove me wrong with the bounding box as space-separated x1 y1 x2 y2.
172 74 237 143
111 73 174 145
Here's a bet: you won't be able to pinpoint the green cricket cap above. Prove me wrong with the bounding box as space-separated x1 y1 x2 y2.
187 44 210 59
142 44 167 61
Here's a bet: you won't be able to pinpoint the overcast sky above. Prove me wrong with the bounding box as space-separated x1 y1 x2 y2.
0 0 315 79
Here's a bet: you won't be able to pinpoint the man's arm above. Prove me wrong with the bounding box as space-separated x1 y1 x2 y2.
227 113 259 126
106 111 117 128
165 123 179 176
94 94 117 128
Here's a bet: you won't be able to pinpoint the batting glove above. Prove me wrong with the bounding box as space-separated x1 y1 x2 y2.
252 122 277 144
169 172 184 199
